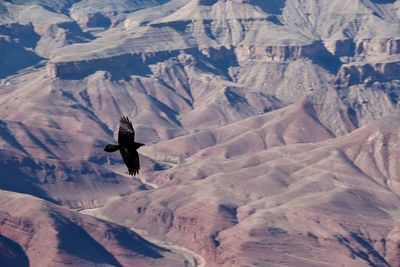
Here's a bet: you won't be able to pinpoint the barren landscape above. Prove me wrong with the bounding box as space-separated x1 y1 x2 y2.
0 0 400 266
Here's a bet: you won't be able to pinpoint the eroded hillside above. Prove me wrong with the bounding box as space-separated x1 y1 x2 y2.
0 0 399 266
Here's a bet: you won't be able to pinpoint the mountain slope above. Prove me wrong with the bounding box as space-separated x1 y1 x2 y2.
0 189 195 267
92 110 400 266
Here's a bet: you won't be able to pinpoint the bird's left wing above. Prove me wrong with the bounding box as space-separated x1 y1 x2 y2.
118 116 135 146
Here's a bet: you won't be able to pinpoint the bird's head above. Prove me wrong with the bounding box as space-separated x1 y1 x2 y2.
135 142 145 149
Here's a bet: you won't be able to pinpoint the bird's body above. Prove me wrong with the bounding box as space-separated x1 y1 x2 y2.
104 116 144 175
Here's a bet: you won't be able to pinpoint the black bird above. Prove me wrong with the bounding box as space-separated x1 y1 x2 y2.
104 116 144 175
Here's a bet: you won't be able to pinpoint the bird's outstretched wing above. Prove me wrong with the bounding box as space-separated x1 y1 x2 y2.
120 148 140 175
118 116 135 146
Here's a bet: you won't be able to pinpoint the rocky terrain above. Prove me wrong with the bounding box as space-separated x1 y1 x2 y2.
0 0 399 266
0 189 197 267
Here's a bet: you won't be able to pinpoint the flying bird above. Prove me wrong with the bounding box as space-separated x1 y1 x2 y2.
104 116 144 175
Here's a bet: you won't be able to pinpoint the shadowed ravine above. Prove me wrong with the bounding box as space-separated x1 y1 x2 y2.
79 202 206 267
77 175 205 266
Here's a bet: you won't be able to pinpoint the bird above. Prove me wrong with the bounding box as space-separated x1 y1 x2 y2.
104 116 144 175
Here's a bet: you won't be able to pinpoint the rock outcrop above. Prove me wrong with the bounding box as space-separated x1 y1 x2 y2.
336 60 400 87
356 38 400 56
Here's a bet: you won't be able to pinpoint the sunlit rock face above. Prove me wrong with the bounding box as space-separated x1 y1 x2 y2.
0 0 399 266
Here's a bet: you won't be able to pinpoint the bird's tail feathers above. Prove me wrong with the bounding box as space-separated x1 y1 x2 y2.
104 144 120 152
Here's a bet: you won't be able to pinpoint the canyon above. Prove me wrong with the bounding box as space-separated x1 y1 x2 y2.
0 0 399 266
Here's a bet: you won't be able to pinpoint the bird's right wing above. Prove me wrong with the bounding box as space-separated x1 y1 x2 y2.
118 116 135 146
120 148 140 176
